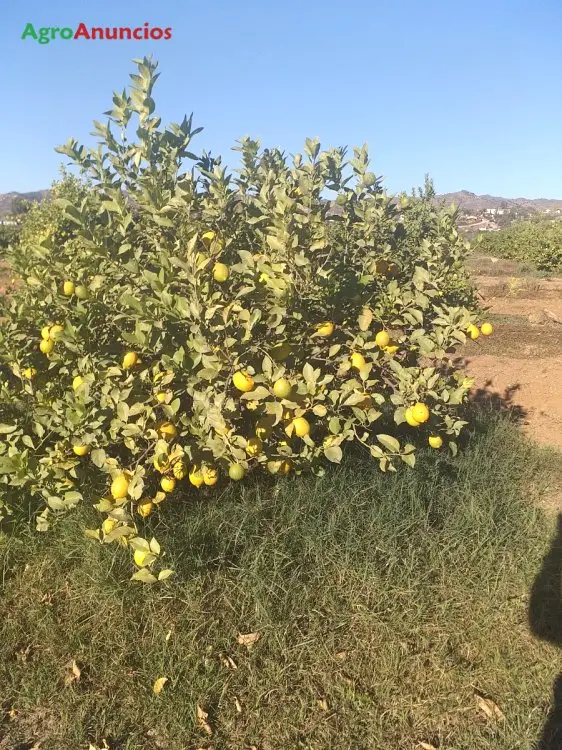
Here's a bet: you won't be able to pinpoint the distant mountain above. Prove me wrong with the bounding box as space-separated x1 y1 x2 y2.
436 190 562 214
0 190 49 218
3 187 562 220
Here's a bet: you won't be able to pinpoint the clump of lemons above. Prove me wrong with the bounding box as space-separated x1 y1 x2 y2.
405 402 430 427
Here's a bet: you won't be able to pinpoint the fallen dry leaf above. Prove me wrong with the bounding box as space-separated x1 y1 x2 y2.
237 631 260 647
64 659 81 686
317 698 329 711
335 651 347 661
153 676 168 695
165 628 173 642
419 742 438 750
475 692 505 721
197 704 213 735
235 696 242 713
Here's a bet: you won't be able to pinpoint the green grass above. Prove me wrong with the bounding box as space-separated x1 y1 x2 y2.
1 414 561 749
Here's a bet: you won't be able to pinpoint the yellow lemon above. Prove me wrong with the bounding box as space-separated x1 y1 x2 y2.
480 322 493 336
155 392 168 403
467 324 480 340
62 280 75 296
246 437 263 456
273 378 292 399
102 518 116 535
72 376 84 391
411 402 430 424
133 549 148 567
39 339 54 355
73 444 89 457
158 422 178 441
350 352 366 370
232 370 254 392
41 325 51 340
201 230 215 246
316 321 334 337
160 476 176 493
49 324 64 340
189 466 204 488
111 474 129 500
292 417 310 437
270 342 292 361
75 285 89 300
172 459 187 480
228 464 246 481
375 330 390 348
138 501 154 517
122 351 138 369
428 435 443 449
202 466 218 486
405 407 420 427
213 262 229 282
23 367 37 379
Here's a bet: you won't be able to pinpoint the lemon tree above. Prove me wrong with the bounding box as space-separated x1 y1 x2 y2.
0 57 488 581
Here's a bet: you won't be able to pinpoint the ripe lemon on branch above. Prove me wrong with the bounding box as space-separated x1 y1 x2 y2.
111 473 129 500
273 378 292 398
189 465 204 488
292 417 310 437
122 351 138 369
213 262 229 282
39 339 54 354
375 330 390 348
233 370 254 392
350 352 366 370
411 402 430 424
315 321 334 337
467 324 480 340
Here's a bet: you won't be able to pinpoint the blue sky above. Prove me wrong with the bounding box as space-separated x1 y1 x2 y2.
2 0 561 197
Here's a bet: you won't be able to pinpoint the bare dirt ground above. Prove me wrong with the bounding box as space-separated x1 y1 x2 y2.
460 257 562 452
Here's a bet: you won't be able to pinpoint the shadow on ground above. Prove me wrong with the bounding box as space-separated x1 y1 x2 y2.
529 514 562 749
469 382 527 426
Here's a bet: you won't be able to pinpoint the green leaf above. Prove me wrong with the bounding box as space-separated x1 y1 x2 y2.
358 307 373 331
240 386 270 401
131 569 157 583
400 452 416 468
324 445 343 464
376 434 400 453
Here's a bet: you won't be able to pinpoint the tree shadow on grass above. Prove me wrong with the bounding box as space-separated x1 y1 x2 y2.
529 514 562 749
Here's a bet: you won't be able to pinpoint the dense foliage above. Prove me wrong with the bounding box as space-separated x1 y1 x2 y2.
0 58 484 580
477 218 562 272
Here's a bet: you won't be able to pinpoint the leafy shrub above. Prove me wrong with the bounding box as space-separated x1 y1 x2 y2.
0 58 483 581
477 218 562 272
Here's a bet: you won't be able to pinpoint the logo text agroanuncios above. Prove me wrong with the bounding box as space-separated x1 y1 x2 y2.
22 22 172 44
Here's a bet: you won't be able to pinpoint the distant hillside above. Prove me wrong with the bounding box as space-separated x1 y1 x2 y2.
0 190 49 218
436 190 562 214
3 187 562 220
